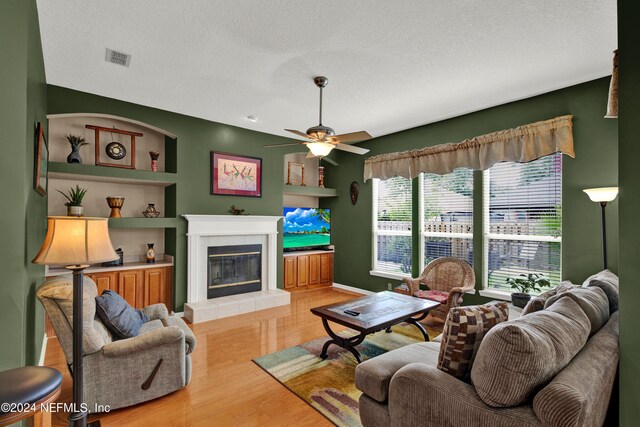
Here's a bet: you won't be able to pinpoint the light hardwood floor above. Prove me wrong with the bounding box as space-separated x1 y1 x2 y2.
44 287 443 426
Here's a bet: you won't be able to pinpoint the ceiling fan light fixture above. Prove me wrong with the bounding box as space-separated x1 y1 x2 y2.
307 142 335 157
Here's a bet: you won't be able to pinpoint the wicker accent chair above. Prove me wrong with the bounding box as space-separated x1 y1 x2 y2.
402 257 475 321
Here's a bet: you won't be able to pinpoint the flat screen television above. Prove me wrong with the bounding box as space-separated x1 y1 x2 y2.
283 207 331 251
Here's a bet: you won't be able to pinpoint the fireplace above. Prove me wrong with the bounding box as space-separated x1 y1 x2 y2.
208 244 262 298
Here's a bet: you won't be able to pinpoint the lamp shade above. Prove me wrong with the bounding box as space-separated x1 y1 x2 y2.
307 142 335 157
583 187 619 203
32 217 118 266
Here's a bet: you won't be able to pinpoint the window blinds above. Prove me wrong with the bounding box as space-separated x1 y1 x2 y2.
372 177 412 276
484 153 562 291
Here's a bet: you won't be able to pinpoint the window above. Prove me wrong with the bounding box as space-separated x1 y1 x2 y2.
420 169 474 270
372 177 412 277
484 153 562 292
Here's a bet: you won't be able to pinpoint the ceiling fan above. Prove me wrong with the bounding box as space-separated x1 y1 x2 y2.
264 76 372 162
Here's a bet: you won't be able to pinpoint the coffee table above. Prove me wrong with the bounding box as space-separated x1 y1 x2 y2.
310 291 440 363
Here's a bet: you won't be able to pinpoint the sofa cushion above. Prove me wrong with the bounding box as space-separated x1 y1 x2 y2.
355 341 440 403
521 281 575 315
470 297 590 407
95 290 148 340
414 289 449 304
583 269 619 313
437 302 509 380
544 286 610 336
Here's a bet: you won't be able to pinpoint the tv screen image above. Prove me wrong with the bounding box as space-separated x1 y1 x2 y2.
283 207 330 250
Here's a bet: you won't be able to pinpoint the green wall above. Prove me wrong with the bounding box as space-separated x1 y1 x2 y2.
323 77 618 296
0 0 48 370
618 0 640 423
47 86 302 312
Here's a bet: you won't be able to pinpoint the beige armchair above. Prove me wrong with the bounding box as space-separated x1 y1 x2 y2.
37 274 195 411
402 257 475 321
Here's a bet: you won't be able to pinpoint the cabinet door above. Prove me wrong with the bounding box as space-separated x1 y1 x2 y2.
90 272 118 296
309 254 321 285
297 255 310 287
118 270 143 308
320 253 333 284
283 257 297 290
144 267 166 307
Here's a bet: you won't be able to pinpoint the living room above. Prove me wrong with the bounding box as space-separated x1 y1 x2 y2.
1 1 638 426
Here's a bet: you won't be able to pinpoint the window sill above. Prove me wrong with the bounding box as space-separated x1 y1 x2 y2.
478 288 513 301
369 270 411 281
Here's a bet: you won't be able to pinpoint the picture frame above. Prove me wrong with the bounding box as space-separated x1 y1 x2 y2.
34 122 48 196
211 151 262 197
287 162 305 186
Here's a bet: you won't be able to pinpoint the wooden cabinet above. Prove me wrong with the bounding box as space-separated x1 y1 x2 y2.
283 251 334 292
118 269 144 308
87 271 118 295
144 267 166 307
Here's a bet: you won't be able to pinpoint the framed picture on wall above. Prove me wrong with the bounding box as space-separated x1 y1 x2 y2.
34 122 48 196
211 151 262 197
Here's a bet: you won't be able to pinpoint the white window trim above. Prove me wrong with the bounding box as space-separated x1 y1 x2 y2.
369 270 411 281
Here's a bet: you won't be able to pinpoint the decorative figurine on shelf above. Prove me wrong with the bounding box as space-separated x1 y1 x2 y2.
65 134 88 164
350 181 360 205
106 196 125 218
149 151 160 172
58 185 87 216
318 166 325 188
146 243 156 263
229 205 248 215
142 203 160 218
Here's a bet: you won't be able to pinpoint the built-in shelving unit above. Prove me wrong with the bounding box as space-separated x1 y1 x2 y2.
48 162 176 186
282 184 338 198
108 217 181 229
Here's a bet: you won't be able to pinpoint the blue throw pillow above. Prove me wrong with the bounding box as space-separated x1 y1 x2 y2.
95 290 148 339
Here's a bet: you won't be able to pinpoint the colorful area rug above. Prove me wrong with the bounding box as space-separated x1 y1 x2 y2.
253 323 440 427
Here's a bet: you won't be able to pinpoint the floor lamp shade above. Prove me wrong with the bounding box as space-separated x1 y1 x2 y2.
583 187 619 203
32 217 118 266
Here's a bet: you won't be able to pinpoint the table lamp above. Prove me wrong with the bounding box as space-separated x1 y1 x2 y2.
33 217 117 427
583 187 618 270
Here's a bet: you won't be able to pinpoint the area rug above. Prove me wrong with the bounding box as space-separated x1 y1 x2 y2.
253 323 440 427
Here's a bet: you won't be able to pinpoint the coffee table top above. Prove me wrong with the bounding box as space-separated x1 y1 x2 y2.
311 291 439 332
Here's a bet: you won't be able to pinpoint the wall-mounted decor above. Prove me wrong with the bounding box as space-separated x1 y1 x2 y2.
34 122 48 196
350 181 360 205
65 134 88 164
287 162 305 186
86 124 143 169
211 152 262 197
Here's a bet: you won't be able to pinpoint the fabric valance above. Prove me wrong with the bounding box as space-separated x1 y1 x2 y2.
363 115 575 181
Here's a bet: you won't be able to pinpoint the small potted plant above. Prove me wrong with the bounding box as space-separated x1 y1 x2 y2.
65 134 89 164
57 185 87 217
506 273 551 308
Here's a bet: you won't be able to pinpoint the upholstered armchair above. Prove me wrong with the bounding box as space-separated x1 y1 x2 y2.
36 274 196 411
402 257 475 321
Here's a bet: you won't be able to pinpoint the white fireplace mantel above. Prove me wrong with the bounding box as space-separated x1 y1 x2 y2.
182 215 289 323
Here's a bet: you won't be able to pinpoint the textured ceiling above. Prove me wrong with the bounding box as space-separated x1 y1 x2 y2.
37 1 617 140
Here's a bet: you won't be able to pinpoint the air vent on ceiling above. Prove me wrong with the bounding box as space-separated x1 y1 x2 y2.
105 48 131 67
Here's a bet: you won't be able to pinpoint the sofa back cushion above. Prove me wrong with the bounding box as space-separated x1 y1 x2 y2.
521 281 575 315
470 297 590 407
437 302 509 380
544 287 610 336
582 269 619 313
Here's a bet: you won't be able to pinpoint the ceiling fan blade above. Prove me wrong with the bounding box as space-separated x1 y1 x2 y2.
333 131 372 144
285 129 312 139
263 142 305 148
335 143 370 155
321 156 339 167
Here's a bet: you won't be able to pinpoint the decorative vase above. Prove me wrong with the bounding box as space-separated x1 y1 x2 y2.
67 206 84 217
318 166 325 188
106 196 125 218
146 243 156 263
149 151 160 172
142 203 160 218
511 292 531 308
67 146 83 164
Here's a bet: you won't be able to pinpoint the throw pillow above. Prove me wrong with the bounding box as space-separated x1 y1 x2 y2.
470 297 590 408
582 269 619 313
437 302 509 380
544 286 610 336
95 290 148 339
521 281 575 315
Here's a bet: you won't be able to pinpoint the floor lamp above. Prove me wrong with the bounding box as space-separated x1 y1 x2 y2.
33 217 118 427
583 187 618 270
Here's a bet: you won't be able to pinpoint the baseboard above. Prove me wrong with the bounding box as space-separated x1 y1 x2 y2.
171 311 184 317
332 283 373 295
38 333 48 366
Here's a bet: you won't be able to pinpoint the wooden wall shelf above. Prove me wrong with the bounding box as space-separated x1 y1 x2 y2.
48 162 176 186
108 217 180 229
282 185 338 198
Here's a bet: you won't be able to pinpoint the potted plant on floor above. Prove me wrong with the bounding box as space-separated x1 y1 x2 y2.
57 185 87 217
506 273 551 308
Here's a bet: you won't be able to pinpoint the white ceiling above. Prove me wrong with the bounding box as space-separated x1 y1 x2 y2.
37 1 617 140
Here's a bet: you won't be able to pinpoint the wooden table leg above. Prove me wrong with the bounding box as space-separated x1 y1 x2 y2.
319 318 366 363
